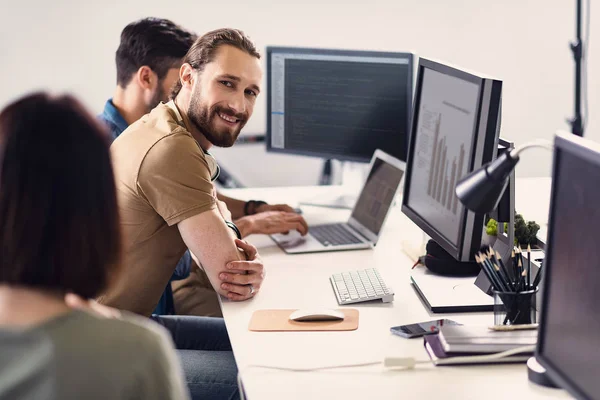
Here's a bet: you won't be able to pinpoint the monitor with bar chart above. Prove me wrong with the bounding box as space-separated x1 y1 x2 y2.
407 67 479 246
402 58 502 262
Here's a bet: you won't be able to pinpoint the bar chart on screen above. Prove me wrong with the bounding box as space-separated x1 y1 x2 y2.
408 68 479 244
425 112 466 216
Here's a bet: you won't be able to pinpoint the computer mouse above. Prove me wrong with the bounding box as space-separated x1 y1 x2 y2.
289 309 345 322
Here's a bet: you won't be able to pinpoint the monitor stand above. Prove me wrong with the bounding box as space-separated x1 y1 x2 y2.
409 207 515 313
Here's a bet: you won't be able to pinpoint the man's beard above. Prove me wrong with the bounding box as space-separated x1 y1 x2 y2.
147 85 167 113
187 89 248 148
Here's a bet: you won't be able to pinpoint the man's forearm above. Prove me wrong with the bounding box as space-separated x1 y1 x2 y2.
217 192 246 220
178 210 247 298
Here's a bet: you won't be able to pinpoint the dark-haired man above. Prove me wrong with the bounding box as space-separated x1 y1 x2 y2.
100 18 308 318
99 17 194 141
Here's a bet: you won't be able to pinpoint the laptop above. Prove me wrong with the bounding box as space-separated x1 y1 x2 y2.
270 149 405 254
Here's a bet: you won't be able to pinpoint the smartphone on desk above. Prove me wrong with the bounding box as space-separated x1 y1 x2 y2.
390 319 461 339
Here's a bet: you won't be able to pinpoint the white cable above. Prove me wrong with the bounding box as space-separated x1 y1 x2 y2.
510 140 553 159
243 360 382 373
236 344 536 398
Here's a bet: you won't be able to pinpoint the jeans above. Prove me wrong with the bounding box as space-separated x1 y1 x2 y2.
151 315 239 400
174 251 193 280
153 251 193 316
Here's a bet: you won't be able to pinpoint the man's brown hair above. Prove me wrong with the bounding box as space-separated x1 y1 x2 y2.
0 93 121 298
170 28 260 99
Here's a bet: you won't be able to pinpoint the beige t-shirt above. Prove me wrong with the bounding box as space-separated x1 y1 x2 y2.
105 101 217 316
8 310 189 400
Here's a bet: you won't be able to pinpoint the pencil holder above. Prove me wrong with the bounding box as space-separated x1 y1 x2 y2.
493 289 538 326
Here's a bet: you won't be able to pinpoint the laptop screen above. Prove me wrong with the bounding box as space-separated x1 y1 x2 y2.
350 157 404 235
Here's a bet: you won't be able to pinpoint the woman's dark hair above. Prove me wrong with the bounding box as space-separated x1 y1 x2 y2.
0 93 121 298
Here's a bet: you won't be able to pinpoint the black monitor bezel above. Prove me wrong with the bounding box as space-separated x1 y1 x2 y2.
265 46 414 163
401 58 501 261
536 132 600 400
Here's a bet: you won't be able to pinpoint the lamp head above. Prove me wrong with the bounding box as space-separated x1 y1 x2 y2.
455 151 520 213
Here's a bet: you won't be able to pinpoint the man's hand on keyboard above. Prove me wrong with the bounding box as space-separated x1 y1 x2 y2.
219 239 265 301
236 211 309 237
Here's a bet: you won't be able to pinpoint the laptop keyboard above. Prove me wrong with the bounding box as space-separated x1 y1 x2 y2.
310 223 363 246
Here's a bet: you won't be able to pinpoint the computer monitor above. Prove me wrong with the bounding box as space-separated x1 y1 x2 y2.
402 58 502 261
266 47 413 163
536 132 600 399
401 58 503 313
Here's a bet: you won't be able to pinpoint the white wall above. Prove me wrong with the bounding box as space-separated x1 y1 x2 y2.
1 0 597 186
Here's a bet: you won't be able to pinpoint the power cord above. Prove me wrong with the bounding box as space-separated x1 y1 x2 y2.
236 345 535 399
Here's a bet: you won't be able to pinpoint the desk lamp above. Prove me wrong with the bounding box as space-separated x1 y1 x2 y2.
455 137 557 387
455 140 553 214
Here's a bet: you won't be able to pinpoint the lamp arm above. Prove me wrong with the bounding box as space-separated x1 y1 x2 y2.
510 140 553 158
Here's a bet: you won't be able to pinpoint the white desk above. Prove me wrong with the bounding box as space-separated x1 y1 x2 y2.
220 178 566 400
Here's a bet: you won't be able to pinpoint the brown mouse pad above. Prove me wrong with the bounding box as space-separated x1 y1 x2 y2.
248 309 359 332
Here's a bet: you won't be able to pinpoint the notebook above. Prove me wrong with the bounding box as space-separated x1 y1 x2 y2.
438 325 537 353
424 334 532 366
270 149 405 254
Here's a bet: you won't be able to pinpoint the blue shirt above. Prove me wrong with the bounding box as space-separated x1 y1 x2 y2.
98 99 191 315
98 99 128 141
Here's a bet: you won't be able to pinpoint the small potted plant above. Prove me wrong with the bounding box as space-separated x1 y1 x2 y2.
485 213 540 247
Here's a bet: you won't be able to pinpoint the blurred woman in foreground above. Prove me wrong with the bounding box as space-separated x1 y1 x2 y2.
0 93 189 400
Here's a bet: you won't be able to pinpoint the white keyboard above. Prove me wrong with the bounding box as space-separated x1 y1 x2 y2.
330 268 394 305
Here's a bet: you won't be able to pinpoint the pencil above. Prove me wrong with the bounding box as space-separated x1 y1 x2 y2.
488 255 510 292
476 254 495 291
495 250 515 292
511 249 517 285
488 248 511 292
521 269 527 293
478 253 503 292
518 245 524 272
517 257 524 292
493 262 512 292
532 267 543 288
527 244 532 290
